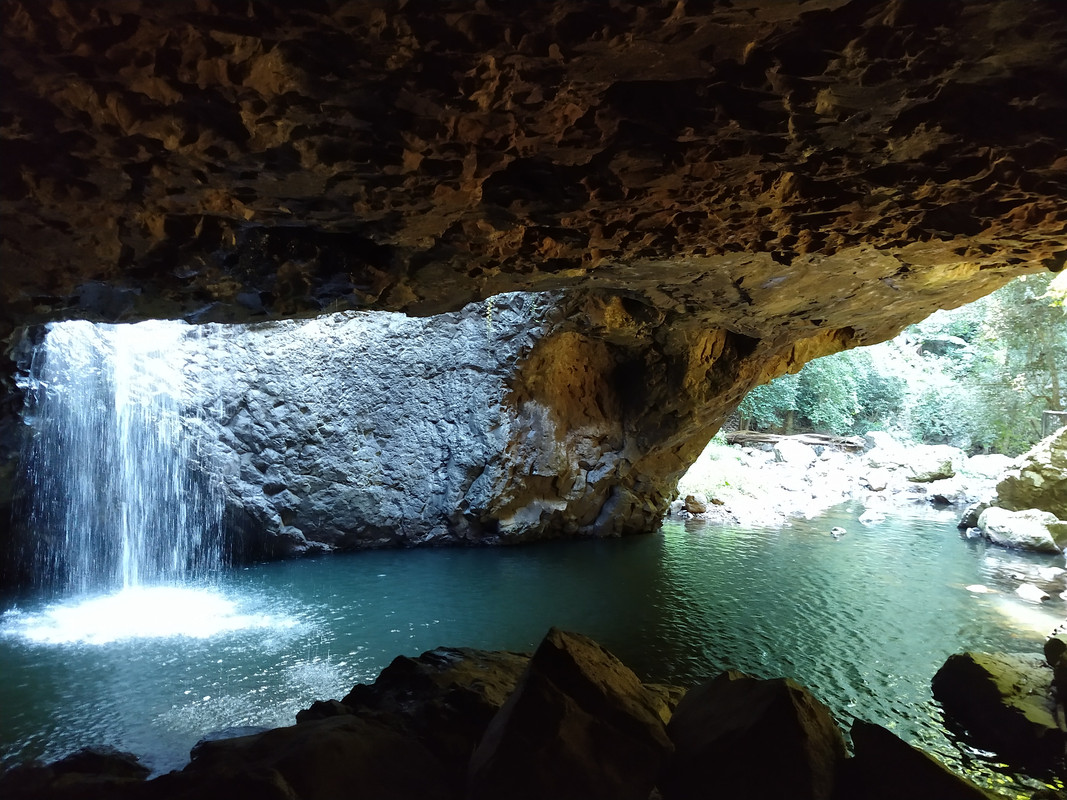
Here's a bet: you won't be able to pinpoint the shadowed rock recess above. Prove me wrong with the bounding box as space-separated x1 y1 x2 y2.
2 1 1067 566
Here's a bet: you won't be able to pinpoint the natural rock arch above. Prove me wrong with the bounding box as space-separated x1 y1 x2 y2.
2 0 1066 575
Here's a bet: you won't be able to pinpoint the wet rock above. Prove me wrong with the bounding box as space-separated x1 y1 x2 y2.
0 746 149 800
834 720 998 800
337 645 530 780
467 628 673 800
1047 628 1067 670
859 508 887 525
176 715 452 800
996 427 1067 519
977 506 1067 553
958 501 990 530
660 670 846 800
932 652 1067 769
190 726 274 759
1048 624 1067 700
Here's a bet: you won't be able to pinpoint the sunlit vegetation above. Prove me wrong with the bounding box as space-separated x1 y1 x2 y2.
737 273 1067 456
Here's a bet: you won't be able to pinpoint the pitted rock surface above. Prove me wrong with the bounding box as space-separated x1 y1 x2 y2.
2 0 1065 330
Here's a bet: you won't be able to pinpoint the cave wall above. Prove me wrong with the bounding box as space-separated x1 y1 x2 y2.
4 289 807 566
188 293 557 553
2 0 1067 572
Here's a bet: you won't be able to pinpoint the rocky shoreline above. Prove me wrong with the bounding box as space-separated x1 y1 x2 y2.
673 430 1014 529
0 629 1033 800
675 427 1067 570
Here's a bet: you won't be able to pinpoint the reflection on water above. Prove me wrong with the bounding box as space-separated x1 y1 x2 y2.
1 503 1063 793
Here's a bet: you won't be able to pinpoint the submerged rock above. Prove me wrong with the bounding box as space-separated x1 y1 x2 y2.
661 671 846 800
1016 583 1052 603
932 652 1067 770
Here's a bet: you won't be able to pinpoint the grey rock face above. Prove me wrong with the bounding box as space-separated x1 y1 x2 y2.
181 293 562 554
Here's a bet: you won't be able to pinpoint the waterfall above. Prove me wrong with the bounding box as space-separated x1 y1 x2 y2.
19 320 225 593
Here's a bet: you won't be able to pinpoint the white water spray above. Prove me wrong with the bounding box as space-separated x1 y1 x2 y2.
19 320 225 593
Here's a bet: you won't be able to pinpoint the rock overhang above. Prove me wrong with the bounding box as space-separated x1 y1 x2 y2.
1 0 1065 336
2 0 1067 559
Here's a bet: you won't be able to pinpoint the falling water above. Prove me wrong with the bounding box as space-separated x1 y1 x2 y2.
18 320 225 593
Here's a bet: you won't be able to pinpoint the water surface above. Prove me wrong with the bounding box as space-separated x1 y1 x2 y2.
2 504 1064 794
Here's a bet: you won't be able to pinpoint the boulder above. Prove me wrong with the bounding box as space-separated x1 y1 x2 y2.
907 445 965 483
996 427 1067 519
335 646 530 778
932 652 1067 769
977 506 1067 553
834 719 998 800
0 747 150 800
773 439 816 466
660 671 846 800
683 493 708 514
1047 624 1067 698
957 501 990 530
176 715 452 800
467 628 673 800
961 454 1014 481
1047 627 1067 670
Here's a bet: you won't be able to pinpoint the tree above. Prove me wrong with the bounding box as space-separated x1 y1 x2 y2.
731 272 1066 455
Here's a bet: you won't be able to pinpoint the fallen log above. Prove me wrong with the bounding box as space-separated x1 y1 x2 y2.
724 432 867 451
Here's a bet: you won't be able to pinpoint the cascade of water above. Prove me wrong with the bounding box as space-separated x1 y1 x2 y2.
19 320 225 593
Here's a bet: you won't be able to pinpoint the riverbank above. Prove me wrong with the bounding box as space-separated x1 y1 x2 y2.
674 433 1012 528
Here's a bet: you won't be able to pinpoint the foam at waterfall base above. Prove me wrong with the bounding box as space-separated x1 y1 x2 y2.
0 586 299 645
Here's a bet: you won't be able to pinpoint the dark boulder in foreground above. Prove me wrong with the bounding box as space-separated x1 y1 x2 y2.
0 630 1031 800
661 670 845 800
467 628 674 800
0 746 150 799
932 651 1067 771
835 720 997 800
173 715 452 800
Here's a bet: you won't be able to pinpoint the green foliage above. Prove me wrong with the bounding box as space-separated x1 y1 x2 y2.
738 372 798 429
795 355 860 435
735 273 1067 454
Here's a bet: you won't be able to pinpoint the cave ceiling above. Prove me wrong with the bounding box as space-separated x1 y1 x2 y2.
2 0 1066 353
